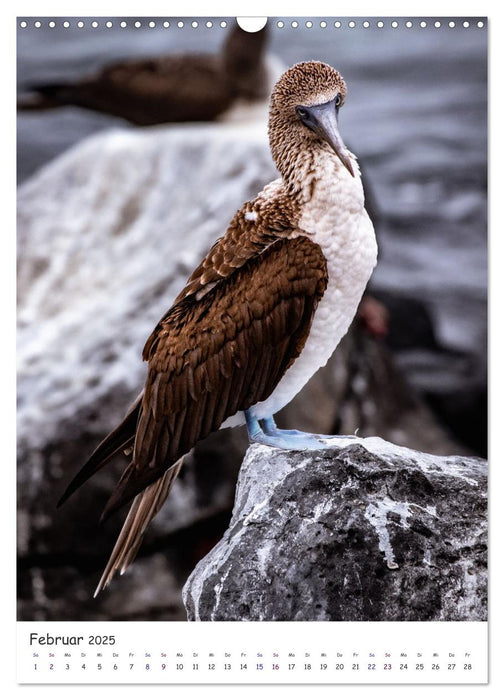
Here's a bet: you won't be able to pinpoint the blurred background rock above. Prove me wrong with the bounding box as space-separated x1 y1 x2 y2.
17 18 487 621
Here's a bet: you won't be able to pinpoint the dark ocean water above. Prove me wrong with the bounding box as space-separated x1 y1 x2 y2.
17 17 487 440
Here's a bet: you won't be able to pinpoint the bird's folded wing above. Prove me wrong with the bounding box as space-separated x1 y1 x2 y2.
102 234 328 518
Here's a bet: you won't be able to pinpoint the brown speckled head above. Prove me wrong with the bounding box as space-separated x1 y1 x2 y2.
270 61 347 111
268 62 349 188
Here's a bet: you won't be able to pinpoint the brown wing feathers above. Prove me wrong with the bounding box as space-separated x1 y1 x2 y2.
100 235 327 519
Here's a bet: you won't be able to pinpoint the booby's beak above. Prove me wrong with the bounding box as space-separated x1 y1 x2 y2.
298 98 355 177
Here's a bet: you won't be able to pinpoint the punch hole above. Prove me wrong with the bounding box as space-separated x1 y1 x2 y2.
320 21 327 28
277 21 284 28
391 21 398 28
236 17 267 32
220 21 227 28
363 21 370 28
406 21 413 28
348 21 355 28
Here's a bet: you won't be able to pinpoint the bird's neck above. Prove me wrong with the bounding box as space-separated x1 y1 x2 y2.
285 146 361 206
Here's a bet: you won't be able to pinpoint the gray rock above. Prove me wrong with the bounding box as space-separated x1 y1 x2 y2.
183 438 487 621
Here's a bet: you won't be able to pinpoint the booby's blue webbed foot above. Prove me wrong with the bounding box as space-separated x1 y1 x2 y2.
245 412 336 450
245 412 326 450
261 416 359 443
262 416 312 438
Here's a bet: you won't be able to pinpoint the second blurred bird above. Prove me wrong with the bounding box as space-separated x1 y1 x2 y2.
17 21 270 125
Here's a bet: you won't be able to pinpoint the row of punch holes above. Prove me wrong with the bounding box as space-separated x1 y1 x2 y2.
19 19 486 30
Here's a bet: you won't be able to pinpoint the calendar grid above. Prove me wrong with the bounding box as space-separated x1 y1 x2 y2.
17 621 488 684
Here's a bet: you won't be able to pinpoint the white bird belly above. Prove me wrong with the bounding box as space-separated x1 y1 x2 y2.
222 157 377 428
253 211 376 419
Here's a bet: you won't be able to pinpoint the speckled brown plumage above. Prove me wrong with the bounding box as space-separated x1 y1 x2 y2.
17 22 269 124
170 189 301 304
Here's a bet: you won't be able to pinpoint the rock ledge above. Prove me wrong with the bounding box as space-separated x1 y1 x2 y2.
183 437 487 621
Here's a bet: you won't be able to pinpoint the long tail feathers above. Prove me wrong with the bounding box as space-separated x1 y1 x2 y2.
57 394 143 508
93 457 184 597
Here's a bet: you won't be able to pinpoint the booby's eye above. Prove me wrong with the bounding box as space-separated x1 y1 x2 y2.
335 94 342 107
296 106 309 120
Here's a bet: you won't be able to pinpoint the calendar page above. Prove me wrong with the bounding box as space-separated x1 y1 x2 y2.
16 3 488 689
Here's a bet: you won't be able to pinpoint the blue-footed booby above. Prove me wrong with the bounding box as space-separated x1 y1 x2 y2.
58 61 377 595
17 22 269 125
